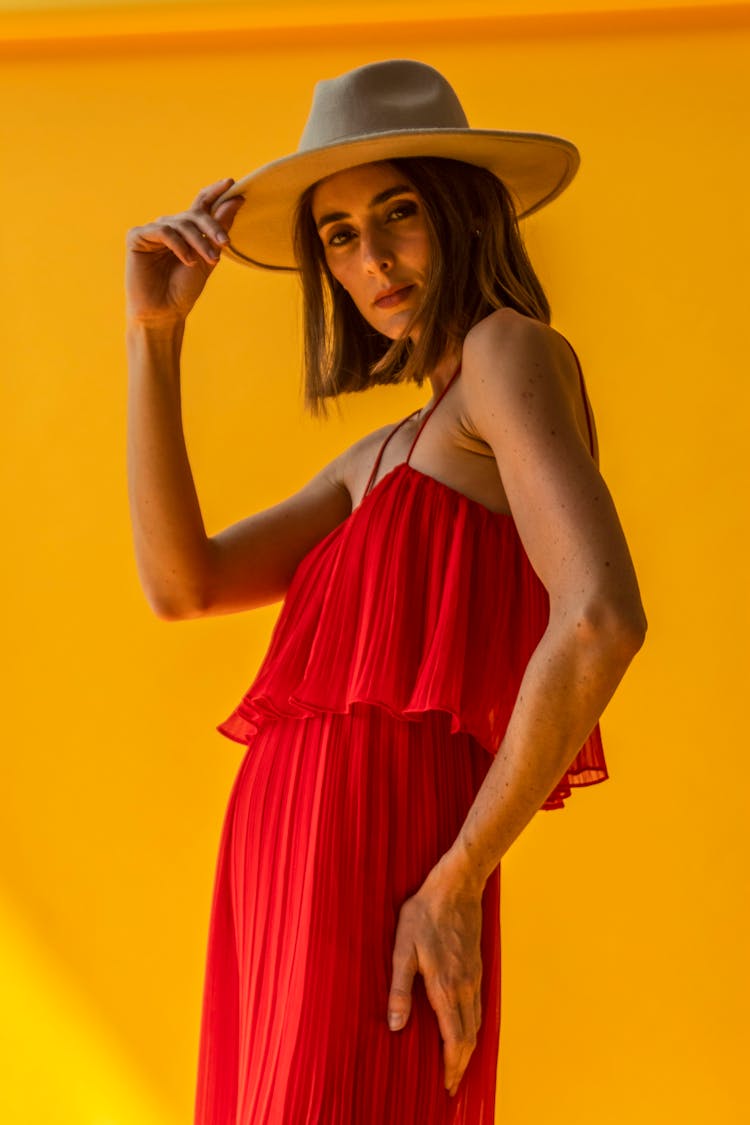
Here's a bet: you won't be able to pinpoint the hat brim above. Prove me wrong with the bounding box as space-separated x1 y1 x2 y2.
213 129 579 271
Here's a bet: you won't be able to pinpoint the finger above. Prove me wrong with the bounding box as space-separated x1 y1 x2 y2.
448 989 479 1097
190 195 246 245
472 957 482 1037
211 193 246 234
162 226 200 266
473 987 482 1039
423 974 465 1092
165 217 223 264
388 922 418 1031
129 222 198 267
426 973 480 1097
190 177 236 211
184 212 236 252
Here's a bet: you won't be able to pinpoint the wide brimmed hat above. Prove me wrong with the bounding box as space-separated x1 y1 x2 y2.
215 59 580 271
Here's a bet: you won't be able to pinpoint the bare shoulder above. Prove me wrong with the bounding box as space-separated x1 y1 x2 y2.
196 416 410 619
336 416 409 498
463 308 581 399
460 308 595 460
299 421 391 494
457 309 645 632
340 418 402 464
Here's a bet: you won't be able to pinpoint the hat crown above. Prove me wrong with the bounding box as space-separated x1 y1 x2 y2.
298 60 470 153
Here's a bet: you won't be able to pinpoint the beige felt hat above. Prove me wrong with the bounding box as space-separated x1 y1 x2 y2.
215 59 580 271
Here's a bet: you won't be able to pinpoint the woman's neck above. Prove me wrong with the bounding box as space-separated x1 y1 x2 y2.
423 349 462 403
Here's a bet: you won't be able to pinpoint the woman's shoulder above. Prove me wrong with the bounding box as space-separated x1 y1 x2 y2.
464 307 572 359
341 415 408 463
334 414 414 502
462 308 582 397
460 308 597 466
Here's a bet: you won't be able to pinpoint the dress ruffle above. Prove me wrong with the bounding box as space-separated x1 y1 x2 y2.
217 462 608 812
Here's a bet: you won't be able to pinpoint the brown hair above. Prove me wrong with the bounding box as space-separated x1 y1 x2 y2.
293 156 551 417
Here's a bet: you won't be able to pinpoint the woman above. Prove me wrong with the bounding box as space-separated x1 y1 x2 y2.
126 60 646 1124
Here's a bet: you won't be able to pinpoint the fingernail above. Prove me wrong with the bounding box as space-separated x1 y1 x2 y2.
388 1012 404 1029
216 231 229 243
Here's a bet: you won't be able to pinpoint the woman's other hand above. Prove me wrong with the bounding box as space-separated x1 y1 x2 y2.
125 178 245 324
387 851 486 1098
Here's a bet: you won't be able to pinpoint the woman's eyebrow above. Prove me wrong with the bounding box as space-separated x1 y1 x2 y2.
315 184 415 231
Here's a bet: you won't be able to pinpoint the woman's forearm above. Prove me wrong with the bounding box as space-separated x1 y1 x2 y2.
447 606 646 889
126 317 213 620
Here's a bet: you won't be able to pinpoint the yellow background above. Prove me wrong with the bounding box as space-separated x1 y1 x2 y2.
1 2 748 1123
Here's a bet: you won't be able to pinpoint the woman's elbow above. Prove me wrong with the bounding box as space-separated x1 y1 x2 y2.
611 606 648 659
566 595 648 659
144 587 207 622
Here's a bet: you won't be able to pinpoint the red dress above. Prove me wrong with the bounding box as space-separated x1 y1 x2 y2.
193 347 607 1124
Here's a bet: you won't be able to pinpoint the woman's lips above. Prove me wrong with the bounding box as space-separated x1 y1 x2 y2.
374 285 414 308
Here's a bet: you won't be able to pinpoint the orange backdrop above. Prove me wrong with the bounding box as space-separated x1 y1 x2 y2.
1 2 748 1123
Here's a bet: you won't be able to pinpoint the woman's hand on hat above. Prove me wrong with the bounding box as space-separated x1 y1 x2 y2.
125 178 245 324
387 852 485 1098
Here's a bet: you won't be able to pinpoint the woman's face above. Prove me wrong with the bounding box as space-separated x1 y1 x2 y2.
311 161 431 342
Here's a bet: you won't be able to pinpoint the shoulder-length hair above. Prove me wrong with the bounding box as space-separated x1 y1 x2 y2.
292 156 551 417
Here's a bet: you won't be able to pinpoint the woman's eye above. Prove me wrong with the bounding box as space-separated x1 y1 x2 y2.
328 228 355 247
325 201 417 247
388 201 417 221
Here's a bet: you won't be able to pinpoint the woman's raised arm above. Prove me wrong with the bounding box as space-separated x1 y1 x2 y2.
125 180 350 621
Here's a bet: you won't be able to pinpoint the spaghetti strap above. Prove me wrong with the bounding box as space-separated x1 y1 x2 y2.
363 361 462 497
406 362 462 465
363 410 420 498
559 337 595 459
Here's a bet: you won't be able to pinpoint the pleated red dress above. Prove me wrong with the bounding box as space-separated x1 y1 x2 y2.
193 346 608 1125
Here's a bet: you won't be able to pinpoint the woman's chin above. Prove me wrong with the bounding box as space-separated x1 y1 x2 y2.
375 307 420 341
361 308 421 344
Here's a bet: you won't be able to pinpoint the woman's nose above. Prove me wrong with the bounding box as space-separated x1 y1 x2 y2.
361 228 393 273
